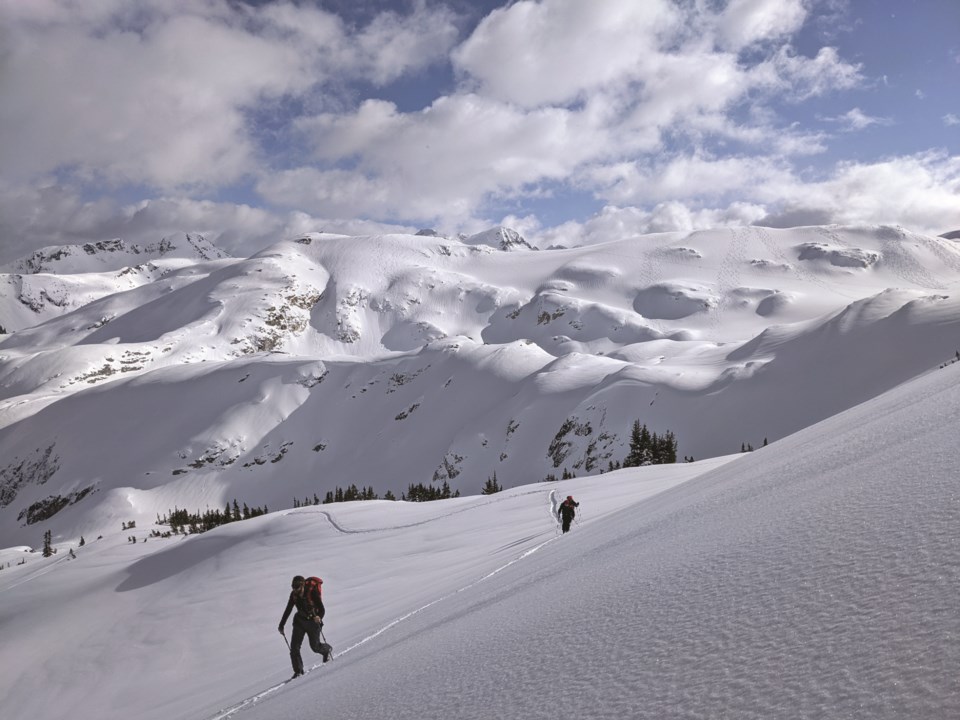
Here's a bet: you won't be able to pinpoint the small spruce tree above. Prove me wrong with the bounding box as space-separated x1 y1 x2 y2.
481 473 502 495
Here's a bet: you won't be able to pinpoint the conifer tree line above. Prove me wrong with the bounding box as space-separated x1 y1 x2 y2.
403 481 460 501
621 420 677 466
323 485 379 503
295 482 461 504
292 485 398 506
159 499 268 535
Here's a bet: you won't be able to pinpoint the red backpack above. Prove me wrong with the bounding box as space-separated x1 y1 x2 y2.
303 576 323 609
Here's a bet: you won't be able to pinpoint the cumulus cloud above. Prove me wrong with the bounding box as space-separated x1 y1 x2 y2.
716 0 808 51
452 0 682 108
283 0 862 226
0 182 408 264
757 152 960 233
575 151 960 238
944 114 960 127
584 154 796 206
0 0 458 189
531 202 769 248
2 0 951 262
274 94 605 221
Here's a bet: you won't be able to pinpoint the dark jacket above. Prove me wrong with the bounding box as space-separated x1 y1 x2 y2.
279 582 325 630
558 499 579 522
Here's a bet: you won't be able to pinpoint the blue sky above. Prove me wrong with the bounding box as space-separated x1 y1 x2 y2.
0 0 957 261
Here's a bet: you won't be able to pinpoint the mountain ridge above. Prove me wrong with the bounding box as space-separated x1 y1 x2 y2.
1 223 959 547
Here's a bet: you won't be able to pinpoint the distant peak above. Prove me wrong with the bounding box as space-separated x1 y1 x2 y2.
1 233 230 274
940 229 960 240
461 227 534 251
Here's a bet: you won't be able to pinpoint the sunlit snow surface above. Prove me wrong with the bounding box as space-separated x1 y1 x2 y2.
3 225 960 550
2 361 959 720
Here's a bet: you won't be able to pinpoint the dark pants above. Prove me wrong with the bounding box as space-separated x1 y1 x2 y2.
561 516 572 533
290 614 325 674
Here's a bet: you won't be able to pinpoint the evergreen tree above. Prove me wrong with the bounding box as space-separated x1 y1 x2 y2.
42 530 53 557
624 420 657 466
79 535 85 547
384 490 397 501
481 473 502 495
653 430 677 464
623 420 645 467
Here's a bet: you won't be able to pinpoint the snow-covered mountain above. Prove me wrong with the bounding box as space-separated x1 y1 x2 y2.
1 349 958 720
0 233 230 333
1 224 960 549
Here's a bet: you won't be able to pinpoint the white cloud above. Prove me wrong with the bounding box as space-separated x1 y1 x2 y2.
944 114 960 127
757 46 862 100
452 0 682 108
577 151 960 238
759 152 960 233
585 155 795 206
0 0 459 189
275 0 862 227
532 201 769 247
0 182 409 264
716 0 808 51
355 1 460 85
2 0 947 256
825 108 893 131
277 94 607 222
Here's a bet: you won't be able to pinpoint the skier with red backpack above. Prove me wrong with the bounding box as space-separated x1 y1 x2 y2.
278 575 332 677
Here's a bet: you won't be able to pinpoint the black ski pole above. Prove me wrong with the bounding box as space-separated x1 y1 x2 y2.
281 630 290 651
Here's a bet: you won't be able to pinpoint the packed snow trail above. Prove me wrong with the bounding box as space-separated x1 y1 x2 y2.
206 496 562 720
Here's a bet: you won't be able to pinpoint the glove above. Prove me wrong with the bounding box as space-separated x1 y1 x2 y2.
314 617 323 627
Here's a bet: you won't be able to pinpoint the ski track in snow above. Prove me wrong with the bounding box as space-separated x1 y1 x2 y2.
706 226 748 336
876 228 948 289
285 485 554 534
206 489 564 720
755 227 859 301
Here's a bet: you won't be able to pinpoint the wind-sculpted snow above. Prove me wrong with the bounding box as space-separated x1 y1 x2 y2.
4 361 956 720
233 361 960 720
1 225 960 546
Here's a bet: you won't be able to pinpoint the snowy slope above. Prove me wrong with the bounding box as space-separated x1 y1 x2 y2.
1 224 959 548
0 233 231 333
0 359 957 720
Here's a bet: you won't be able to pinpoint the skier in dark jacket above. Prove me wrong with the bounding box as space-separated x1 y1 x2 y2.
557 495 579 533
278 575 330 676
